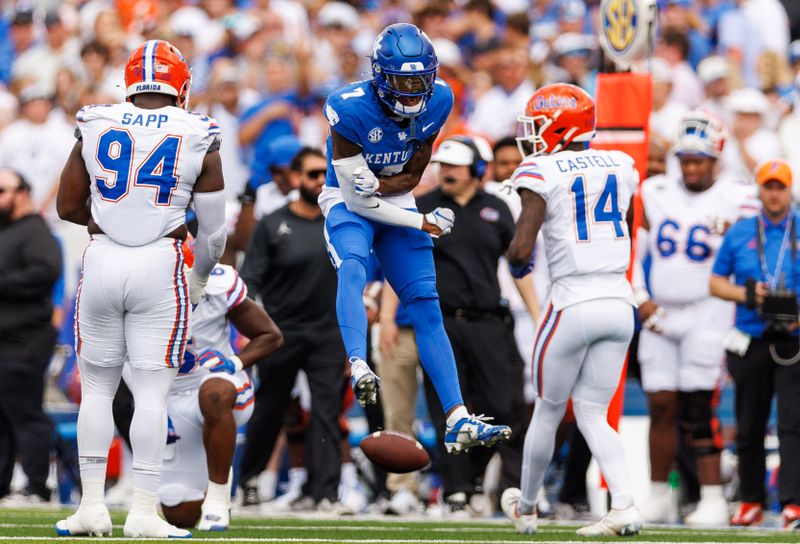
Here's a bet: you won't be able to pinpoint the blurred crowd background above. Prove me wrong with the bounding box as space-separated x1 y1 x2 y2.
2 0 800 525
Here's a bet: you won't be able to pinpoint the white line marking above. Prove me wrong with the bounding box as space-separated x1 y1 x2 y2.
0 538 790 544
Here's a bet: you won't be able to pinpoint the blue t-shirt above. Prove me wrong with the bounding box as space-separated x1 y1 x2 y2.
240 93 297 188
322 78 453 187
712 212 800 338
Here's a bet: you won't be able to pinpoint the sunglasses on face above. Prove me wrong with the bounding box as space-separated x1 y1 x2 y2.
303 169 326 179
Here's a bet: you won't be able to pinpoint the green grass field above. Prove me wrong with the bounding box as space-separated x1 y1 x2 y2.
0 508 795 543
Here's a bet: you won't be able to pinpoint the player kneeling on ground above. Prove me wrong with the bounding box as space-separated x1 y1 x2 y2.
160 239 282 531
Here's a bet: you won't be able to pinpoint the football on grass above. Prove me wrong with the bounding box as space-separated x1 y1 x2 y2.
359 431 430 473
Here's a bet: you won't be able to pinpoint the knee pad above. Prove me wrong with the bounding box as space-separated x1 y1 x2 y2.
678 390 722 456
397 279 438 306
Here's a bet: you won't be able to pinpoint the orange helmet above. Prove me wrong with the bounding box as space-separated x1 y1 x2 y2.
182 234 195 269
124 40 191 109
516 83 595 157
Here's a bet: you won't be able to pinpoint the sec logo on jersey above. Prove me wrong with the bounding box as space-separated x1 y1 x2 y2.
368 127 383 143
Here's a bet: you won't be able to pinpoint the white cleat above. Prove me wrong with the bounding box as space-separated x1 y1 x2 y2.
197 502 229 531
576 506 643 537
349 357 380 407
641 487 674 523
123 513 191 538
500 488 537 535
684 496 729 527
55 504 112 537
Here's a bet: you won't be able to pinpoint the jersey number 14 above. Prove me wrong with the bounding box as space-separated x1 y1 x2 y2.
569 174 627 242
95 128 181 205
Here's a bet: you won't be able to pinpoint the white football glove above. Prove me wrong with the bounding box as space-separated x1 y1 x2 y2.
187 270 208 308
424 207 455 238
352 166 381 198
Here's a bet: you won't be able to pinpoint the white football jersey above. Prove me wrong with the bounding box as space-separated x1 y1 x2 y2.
642 175 758 306
172 264 248 394
76 102 220 246
511 149 638 311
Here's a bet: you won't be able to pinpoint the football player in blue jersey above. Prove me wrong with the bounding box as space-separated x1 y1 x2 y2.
320 23 511 454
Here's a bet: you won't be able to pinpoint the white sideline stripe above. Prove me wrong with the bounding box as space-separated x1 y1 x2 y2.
0 520 787 536
0 539 787 544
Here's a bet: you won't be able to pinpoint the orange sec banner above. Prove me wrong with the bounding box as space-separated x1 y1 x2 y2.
591 71 651 433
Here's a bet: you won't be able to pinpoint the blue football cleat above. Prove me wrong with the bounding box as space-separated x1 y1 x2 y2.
445 414 511 454
349 357 380 407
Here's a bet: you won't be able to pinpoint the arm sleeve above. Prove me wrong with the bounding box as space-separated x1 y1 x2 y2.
192 190 227 280
0 225 62 299
631 226 649 294
712 229 735 277
240 219 270 298
333 154 425 229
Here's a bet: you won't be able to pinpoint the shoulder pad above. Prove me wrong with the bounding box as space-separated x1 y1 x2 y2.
205 264 248 308
186 110 221 137
75 103 116 124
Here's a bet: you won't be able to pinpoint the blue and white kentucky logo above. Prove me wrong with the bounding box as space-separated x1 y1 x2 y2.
325 104 339 126
368 127 383 143
398 131 407 142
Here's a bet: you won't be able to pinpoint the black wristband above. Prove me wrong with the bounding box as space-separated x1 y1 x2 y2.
745 278 757 309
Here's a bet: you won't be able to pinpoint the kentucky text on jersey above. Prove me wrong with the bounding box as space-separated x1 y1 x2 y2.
121 112 169 128
364 150 414 165
555 153 621 173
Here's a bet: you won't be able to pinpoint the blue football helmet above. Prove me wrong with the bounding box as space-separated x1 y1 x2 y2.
371 23 438 118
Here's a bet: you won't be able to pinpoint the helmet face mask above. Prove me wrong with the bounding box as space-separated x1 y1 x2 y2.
516 112 558 158
371 24 438 118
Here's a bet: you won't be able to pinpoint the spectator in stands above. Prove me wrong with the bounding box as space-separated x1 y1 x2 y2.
417 137 518 516
551 33 597 96
656 26 704 109
660 0 712 70
710 159 800 529
12 12 80 94
459 0 501 69
203 61 251 264
648 57 688 149
239 147 347 512
0 85 73 215
0 168 61 504
698 56 733 128
778 80 800 200
503 12 530 50
720 88 781 184
7 8 36 73
718 0 766 89
238 54 299 187
233 134 302 255
468 47 534 141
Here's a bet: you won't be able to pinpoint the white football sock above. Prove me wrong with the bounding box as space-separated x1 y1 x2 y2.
573 397 634 510
520 397 567 514
127 367 176 494
76 360 122 488
446 406 469 428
